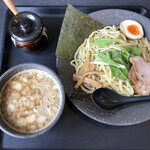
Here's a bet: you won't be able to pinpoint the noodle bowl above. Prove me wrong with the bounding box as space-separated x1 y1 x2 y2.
71 26 150 96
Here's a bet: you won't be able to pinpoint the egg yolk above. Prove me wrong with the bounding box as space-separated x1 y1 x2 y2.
127 24 140 35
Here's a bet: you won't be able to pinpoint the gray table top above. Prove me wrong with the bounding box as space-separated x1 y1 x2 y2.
1 0 150 149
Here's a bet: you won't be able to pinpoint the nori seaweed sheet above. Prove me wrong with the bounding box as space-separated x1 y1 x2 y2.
56 4 104 60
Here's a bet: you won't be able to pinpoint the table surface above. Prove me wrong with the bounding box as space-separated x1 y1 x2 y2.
1 0 150 149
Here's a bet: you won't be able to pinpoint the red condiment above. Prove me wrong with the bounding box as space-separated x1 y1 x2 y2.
127 24 140 35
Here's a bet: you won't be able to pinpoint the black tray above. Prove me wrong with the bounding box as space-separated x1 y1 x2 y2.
0 6 148 150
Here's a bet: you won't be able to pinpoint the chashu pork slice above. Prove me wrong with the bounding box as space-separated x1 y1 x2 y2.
132 80 150 96
128 66 137 85
130 56 150 84
128 56 150 96
128 66 150 96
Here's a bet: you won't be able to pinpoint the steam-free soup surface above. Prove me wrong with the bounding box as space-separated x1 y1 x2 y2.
0 69 60 133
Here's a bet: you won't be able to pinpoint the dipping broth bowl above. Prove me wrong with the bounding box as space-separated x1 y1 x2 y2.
0 63 65 138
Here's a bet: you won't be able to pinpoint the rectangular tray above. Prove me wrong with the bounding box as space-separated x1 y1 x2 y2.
0 6 148 150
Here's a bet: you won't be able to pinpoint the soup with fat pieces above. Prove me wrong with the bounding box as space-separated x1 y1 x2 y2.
0 69 60 133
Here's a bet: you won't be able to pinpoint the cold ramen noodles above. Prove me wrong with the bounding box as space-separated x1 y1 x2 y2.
71 23 150 97
0 69 60 133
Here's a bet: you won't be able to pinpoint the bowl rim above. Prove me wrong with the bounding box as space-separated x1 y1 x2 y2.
0 63 65 138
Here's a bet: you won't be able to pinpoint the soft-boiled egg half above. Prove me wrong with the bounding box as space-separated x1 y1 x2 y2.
120 20 144 40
